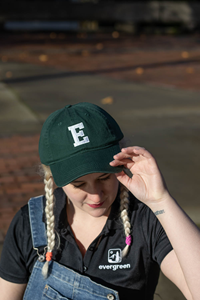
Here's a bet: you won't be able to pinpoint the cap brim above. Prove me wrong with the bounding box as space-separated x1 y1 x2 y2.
50 144 123 187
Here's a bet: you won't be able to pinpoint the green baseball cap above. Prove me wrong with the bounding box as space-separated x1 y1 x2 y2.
39 102 124 187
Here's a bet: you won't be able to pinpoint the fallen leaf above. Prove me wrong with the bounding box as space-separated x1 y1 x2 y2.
101 97 114 105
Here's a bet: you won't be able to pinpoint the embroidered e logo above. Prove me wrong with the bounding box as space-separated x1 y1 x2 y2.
68 122 90 147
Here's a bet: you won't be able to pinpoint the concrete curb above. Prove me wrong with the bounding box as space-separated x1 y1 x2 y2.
0 82 39 122
0 82 42 136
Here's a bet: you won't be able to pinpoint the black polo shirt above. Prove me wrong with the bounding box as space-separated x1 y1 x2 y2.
0 188 172 299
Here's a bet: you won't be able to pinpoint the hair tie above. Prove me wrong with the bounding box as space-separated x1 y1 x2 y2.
46 251 53 262
125 235 132 246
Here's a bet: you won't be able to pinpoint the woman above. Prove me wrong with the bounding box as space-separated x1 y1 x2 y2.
0 102 199 300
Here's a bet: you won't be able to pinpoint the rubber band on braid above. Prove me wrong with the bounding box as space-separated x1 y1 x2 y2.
120 184 132 257
46 251 53 262
41 165 55 279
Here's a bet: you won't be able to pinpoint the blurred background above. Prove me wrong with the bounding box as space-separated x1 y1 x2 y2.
0 1 200 299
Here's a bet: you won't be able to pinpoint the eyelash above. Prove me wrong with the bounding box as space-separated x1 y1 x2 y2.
73 175 111 189
100 175 110 181
73 183 85 189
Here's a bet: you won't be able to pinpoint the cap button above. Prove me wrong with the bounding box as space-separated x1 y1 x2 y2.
107 294 115 300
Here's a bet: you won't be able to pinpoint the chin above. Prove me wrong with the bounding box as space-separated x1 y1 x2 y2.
88 207 110 218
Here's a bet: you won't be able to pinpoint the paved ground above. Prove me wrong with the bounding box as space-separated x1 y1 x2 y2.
0 32 200 299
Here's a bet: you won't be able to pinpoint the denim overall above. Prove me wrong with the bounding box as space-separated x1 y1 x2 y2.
23 196 120 300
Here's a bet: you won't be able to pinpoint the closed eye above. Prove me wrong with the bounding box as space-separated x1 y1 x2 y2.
72 182 85 189
72 174 111 189
99 174 111 181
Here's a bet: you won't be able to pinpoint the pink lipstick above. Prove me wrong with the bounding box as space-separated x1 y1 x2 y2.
87 201 104 208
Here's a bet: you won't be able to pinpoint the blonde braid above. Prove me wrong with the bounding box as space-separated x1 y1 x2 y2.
120 184 132 257
41 165 55 278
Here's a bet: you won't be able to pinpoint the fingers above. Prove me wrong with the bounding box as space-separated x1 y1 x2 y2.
121 146 152 159
111 146 151 162
110 146 154 170
110 158 132 166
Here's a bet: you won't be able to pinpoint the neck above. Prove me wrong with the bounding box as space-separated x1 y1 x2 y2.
66 198 109 227
66 198 108 257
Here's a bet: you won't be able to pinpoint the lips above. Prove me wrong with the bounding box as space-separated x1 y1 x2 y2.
87 201 104 208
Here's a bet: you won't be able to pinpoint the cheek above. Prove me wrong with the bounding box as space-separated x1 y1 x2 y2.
62 186 86 203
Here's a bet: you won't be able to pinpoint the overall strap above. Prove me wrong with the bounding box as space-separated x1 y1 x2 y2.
28 196 47 248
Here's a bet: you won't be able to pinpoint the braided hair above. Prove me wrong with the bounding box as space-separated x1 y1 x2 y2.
120 184 132 257
41 165 55 278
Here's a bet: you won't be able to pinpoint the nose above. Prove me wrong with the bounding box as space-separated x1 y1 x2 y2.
87 184 103 203
88 193 102 203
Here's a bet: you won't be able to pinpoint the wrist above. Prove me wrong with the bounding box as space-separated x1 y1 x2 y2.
147 192 175 213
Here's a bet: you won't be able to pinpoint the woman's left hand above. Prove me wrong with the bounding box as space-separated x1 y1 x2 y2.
110 146 169 206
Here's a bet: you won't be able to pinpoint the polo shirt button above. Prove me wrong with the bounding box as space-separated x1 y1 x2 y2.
83 266 88 272
107 294 115 300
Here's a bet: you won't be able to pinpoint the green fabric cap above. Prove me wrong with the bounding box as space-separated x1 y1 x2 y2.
39 102 124 187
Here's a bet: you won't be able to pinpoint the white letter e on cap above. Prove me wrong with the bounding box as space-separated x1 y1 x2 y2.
68 122 90 147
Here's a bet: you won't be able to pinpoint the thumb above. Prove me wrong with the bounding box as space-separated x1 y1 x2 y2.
115 171 131 189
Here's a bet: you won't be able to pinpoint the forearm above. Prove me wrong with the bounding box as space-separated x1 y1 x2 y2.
149 194 200 300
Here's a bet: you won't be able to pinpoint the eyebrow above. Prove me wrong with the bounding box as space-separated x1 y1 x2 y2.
72 173 108 184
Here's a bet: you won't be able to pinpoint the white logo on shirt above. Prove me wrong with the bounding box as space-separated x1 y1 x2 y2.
108 248 122 263
98 248 131 271
68 122 90 147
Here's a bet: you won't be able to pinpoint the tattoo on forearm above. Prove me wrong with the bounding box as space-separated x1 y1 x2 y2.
154 209 165 216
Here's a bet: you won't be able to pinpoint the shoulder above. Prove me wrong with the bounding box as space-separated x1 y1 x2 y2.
128 193 173 264
9 203 30 235
128 193 154 221
0 202 35 283
128 193 166 238
4 193 47 255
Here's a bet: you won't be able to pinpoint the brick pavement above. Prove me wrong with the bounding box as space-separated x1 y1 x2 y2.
0 134 44 240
